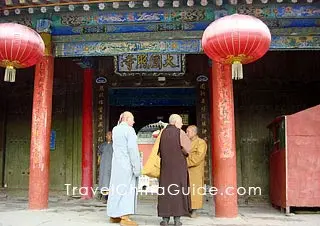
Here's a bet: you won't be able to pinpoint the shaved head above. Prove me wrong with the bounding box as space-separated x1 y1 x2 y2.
186 125 198 140
187 125 197 134
119 111 135 127
169 114 183 129
120 111 133 120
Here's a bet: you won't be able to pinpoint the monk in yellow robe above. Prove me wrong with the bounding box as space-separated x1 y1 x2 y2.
186 125 208 218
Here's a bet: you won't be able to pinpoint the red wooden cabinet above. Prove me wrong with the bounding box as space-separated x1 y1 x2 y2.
268 105 320 214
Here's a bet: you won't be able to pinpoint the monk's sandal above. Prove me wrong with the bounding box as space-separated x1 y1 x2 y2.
120 216 138 226
109 217 121 223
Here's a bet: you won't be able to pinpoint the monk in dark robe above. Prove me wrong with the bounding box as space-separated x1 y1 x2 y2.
157 114 192 226
98 131 113 204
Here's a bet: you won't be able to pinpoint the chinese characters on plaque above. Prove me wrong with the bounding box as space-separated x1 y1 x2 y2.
96 85 105 145
114 54 185 76
196 75 211 185
181 114 189 125
197 76 210 143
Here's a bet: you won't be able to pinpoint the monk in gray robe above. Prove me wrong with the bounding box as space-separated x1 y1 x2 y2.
98 131 113 204
107 111 141 226
158 114 192 226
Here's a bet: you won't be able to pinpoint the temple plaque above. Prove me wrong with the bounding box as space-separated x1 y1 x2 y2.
114 53 185 76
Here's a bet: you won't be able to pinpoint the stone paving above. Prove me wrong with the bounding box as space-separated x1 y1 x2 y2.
0 196 320 226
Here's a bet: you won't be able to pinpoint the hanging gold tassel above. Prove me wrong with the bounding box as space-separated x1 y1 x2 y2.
4 65 16 83
232 61 243 80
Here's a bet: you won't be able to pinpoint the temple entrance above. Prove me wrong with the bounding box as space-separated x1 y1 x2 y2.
104 87 198 193
0 51 319 204
108 87 197 132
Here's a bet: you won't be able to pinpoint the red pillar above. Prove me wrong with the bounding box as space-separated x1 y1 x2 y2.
81 68 93 199
29 55 54 209
210 62 238 217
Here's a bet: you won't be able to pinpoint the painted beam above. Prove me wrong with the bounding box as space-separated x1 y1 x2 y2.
54 40 202 57
235 4 320 19
268 19 320 28
52 31 204 42
54 36 320 57
48 5 319 27
52 28 320 43
1 2 319 27
51 22 210 35
51 8 214 26
1 17 319 36
271 36 320 49
50 19 320 36
271 27 320 36
1 5 319 30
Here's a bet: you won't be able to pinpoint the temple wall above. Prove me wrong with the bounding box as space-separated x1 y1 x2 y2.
0 59 84 194
0 51 319 202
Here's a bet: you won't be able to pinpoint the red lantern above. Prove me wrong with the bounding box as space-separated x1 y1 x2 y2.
202 14 271 80
0 23 45 82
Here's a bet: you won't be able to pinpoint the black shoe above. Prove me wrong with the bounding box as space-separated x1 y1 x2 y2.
174 216 182 226
160 217 169 226
160 221 169 226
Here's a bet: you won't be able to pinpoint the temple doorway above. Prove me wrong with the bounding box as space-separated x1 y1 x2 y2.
107 87 197 132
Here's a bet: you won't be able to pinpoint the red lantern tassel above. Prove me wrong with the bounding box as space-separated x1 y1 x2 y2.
232 61 243 80
4 65 16 82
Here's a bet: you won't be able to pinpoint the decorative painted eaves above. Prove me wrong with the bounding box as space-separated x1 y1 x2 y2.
0 0 318 16
0 3 319 54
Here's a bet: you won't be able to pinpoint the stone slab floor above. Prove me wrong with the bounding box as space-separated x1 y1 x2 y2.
0 197 320 226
